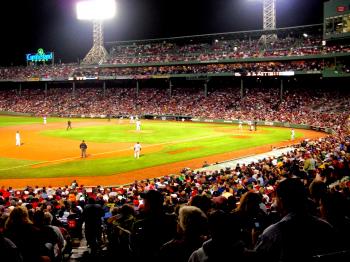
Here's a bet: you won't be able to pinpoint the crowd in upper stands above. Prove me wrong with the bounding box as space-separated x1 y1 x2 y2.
107 34 350 64
0 64 77 81
0 30 349 81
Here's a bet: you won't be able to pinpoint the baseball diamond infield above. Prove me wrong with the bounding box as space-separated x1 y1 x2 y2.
0 116 325 188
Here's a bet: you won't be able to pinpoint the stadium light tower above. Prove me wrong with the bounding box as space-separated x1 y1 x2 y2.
76 0 117 64
250 0 277 43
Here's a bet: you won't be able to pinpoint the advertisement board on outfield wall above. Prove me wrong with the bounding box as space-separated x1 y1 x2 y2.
189 117 334 134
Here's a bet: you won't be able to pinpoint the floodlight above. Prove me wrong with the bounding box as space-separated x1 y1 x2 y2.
76 0 117 64
303 33 308 38
76 0 116 21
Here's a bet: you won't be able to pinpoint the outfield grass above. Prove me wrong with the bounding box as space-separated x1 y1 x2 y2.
0 116 69 127
0 116 301 179
41 122 242 143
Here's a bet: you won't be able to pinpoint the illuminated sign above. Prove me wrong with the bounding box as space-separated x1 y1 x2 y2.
26 48 53 62
337 6 347 12
234 71 295 77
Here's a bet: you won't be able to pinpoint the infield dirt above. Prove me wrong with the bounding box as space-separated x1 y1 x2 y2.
0 121 325 188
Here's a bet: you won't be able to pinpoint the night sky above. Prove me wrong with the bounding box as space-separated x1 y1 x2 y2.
0 0 326 66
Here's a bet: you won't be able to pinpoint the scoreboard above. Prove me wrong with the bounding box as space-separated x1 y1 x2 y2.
324 0 350 40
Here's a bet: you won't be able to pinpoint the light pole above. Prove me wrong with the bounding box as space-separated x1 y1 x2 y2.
261 0 277 42
76 0 117 64
249 0 278 44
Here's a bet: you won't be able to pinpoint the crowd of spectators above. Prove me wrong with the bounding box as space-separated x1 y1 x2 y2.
107 33 350 65
0 64 77 81
0 84 349 261
0 60 328 82
71 60 324 78
0 84 349 134
0 131 349 261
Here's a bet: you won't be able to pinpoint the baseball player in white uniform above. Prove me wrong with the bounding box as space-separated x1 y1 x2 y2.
136 119 141 131
291 128 295 141
238 120 243 131
130 115 134 123
43 116 47 125
134 142 142 159
16 131 21 146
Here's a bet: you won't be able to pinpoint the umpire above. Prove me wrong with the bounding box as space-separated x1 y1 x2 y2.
80 140 88 158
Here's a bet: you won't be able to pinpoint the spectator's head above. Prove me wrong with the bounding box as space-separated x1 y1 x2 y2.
33 210 45 227
140 190 163 214
44 211 53 225
120 204 135 217
189 195 212 214
207 209 240 243
5 206 32 229
320 191 347 224
178 205 208 238
88 197 95 204
276 178 308 214
309 180 327 204
236 191 262 215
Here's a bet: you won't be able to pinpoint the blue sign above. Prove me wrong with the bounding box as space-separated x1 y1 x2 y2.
26 48 53 62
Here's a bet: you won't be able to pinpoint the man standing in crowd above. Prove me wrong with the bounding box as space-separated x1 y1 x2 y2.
15 131 21 146
83 197 104 255
303 152 317 178
67 120 72 130
130 190 176 260
134 142 142 159
80 140 88 158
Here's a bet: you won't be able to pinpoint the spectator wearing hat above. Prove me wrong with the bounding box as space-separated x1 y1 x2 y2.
129 190 177 260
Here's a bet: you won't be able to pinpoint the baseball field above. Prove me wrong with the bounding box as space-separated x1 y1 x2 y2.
0 115 324 188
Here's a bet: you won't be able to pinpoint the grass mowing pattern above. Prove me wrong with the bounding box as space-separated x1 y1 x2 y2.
0 116 301 179
40 122 227 143
0 158 38 170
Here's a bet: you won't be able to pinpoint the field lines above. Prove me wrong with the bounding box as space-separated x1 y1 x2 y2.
0 132 232 171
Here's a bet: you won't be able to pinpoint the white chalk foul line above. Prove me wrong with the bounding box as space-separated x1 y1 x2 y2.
0 133 231 171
